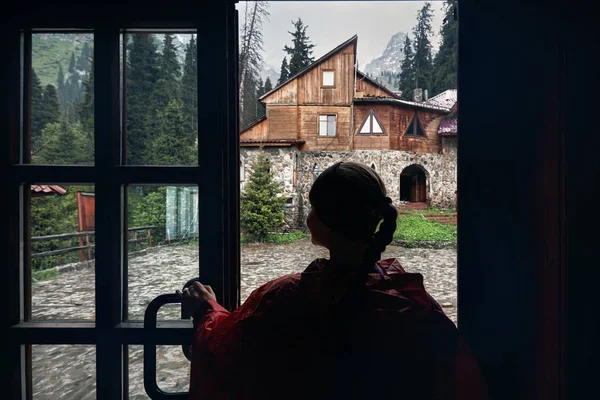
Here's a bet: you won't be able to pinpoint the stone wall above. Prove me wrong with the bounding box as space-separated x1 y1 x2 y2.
241 140 457 229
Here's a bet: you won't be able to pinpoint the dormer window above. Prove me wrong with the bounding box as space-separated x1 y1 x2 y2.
322 70 334 87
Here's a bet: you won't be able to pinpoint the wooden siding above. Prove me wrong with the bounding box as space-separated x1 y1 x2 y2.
353 105 391 149
267 106 298 139
355 77 394 98
263 43 356 106
353 104 445 153
262 79 297 104
299 106 352 151
239 118 268 141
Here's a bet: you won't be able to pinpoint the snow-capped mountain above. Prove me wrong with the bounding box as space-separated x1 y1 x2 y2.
363 31 407 77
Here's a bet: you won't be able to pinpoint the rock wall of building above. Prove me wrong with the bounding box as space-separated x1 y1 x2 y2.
241 140 457 229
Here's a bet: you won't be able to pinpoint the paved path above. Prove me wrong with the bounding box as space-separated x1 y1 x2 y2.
31 240 457 398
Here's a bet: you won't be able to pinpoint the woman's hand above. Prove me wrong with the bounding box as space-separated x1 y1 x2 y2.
177 282 217 320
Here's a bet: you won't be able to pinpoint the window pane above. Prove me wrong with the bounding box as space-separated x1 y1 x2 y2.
327 115 336 136
124 32 198 165
127 185 198 320
372 115 383 133
32 345 96 399
360 116 372 133
30 184 95 320
323 70 334 86
31 33 94 165
129 345 190 399
319 118 327 136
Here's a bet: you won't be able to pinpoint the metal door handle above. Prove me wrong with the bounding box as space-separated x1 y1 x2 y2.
143 293 189 400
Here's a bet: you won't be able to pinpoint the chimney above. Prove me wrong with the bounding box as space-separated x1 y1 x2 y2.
413 88 423 103
424 89 428 101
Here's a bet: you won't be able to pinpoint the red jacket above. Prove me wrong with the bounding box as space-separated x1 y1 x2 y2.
190 258 489 399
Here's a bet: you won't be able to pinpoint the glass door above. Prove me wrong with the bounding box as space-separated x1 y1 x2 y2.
3 2 239 399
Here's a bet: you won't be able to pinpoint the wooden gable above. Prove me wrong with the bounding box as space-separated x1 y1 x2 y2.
261 36 357 106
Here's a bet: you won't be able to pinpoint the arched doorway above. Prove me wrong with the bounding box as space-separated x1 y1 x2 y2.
400 164 427 203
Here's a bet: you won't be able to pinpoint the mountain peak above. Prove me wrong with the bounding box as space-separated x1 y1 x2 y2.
363 31 407 77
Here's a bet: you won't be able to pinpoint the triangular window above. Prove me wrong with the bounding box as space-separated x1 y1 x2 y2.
358 109 385 135
404 113 426 137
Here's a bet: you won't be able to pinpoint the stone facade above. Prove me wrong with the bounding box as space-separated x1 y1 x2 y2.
241 138 457 229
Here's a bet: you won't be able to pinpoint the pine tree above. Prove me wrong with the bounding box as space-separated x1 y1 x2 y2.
77 42 91 73
35 121 91 165
147 99 195 165
398 36 416 100
241 74 259 128
68 52 76 74
57 64 66 112
240 152 286 240
126 33 160 164
255 77 266 119
41 85 60 129
412 2 434 95
31 68 44 142
78 56 94 135
180 35 198 135
277 57 290 85
263 77 273 93
431 0 458 94
283 18 315 75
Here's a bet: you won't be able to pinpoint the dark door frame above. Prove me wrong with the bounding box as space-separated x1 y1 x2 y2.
1 2 239 399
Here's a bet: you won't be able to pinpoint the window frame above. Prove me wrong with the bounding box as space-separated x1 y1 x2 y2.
322 69 335 88
357 108 386 135
403 111 426 137
3 4 240 399
318 114 337 137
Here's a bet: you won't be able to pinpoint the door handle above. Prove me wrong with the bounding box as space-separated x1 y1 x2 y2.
144 293 189 400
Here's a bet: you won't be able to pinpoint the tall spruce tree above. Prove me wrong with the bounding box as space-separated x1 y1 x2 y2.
180 35 198 135
283 18 315 75
36 121 91 165
126 33 160 164
31 68 44 142
41 85 60 129
431 0 458 94
255 77 266 119
77 42 91 73
412 2 434 95
240 152 286 240
57 64 66 112
240 74 259 128
398 36 416 100
78 56 94 137
277 57 290 85
263 77 273 93
148 99 195 165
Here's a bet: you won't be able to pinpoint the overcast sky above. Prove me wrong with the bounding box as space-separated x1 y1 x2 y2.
238 1 446 69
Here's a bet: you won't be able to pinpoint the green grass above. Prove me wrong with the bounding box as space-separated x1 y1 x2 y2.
394 214 457 243
398 207 454 215
32 268 61 282
32 37 91 87
241 230 308 244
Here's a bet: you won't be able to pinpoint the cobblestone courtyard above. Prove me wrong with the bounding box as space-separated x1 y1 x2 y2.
31 239 457 399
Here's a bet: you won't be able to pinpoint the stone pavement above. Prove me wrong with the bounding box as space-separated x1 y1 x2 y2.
31 239 457 398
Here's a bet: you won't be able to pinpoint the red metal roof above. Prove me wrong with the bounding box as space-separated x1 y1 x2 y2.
31 185 67 196
438 118 458 135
